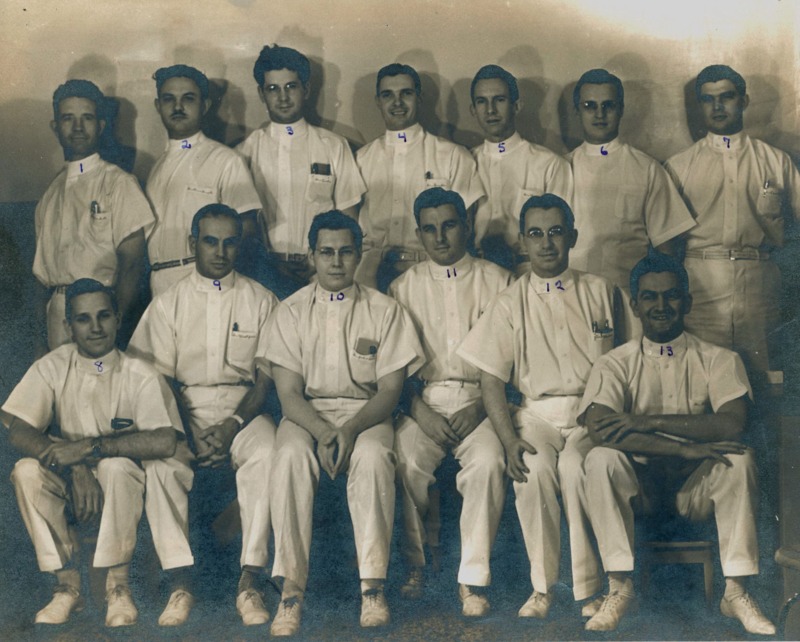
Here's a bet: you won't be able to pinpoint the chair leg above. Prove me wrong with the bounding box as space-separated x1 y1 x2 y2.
779 592 800 639
703 557 714 608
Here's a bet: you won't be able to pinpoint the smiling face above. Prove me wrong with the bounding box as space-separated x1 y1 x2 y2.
521 206 577 278
578 82 622 145
258 68 308 125
310 228 360 291
190 215 240 280
632 271 692 343
68 291 119 359
155 76 209 139
51 97 105 161
416 204 469 266
699 79 748 136
471 77 519 142
375 74 420 131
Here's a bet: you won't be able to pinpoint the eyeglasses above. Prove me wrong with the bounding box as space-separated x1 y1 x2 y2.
580 100 619 113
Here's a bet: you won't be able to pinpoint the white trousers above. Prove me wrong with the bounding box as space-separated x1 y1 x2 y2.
513 399 602 600
165 385 276 568
584 447 760 577
11 456 191 571
270 398 396 591
394 385 505 586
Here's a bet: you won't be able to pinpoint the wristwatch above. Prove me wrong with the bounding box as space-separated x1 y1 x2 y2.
91 437 103 459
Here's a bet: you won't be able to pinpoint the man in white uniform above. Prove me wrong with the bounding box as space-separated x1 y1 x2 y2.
577 252 775 635
356 63 484 290
34 80 152 351
665 64 800 373
389 187 511 615
237 45 366 292
3 279 190 627
146 65 262 296
469 65 574 274
266 211 423 636
129 204 279 626
459 194 621 619
567 69 695 338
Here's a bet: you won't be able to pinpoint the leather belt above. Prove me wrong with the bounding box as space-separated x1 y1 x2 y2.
268 252 307 263
381 248 427 262
424 379 481 389
685 248 770 261
151 257 196 271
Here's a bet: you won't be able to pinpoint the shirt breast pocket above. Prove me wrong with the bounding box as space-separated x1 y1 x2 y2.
350 338 379 385
305 173 335 204
184 185 216 217
88 206 112 242
756 186 785 246
228 329 258 371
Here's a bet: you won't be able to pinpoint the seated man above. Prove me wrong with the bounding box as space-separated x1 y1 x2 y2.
237 44 366 292
459 194 620 619
129 204 279 626
578 252 775 635
3 278 191 627
389 188 512 615
356 63 483 289
267 211 423 636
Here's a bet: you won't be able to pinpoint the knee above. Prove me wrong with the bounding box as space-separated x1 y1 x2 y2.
522 448 558 482
584 447 628 479
10 457 46 489
720 449 757 485
465 448 505 482
142 458 194 490
350 438 395 476
273 437 315 477
96 457 141 486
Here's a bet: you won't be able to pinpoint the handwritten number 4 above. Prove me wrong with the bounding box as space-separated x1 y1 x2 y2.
397 132 407 142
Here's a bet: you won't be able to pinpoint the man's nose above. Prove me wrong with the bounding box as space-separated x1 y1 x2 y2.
332 251 343 266
487 101 497 115
713 98 725 111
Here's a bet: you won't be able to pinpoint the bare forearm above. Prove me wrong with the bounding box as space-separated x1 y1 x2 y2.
646 413 743 442
233 374 272 425
98 427 177 459
600 431 686 457
115 261 143 322
342 385 402 437
481 372 516 447
280 392 331 441
8 421 52 458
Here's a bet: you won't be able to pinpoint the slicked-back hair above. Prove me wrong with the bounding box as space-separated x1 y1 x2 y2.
413 187 468 227
153 64 210 100
572 68 625 111
470 64 519 104
253 45 311 87
630 251 690 301
190 203 243 240
376 63 421 96
694 64 746 100
52 79 105 121
65 278 118 323
308 210 363 252
519 193 575 235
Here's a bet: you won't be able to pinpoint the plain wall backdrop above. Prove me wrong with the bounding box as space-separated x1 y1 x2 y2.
0 0 798 202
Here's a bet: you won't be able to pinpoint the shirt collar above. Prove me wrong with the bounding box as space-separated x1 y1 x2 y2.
190 268 236 292
75 347 120 376
315 282 357 303
66 153 101 178
482 131 522 157
269 118 308 139
642 332 688 358
706 131 744 152
427 253 474 280
385 122 423 147
527 267 574 294
167 131 203 152
581 137 621 157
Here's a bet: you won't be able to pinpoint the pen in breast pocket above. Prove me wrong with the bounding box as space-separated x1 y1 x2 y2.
763 179 770 190
90 200 100 215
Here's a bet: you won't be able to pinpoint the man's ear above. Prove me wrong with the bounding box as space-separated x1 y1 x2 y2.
569 229 578 249
415 227 423 245
201 98 212 117
302 82 311 100
257 85 266 104
63 317 73 341
741 93 750 111
630 295 641 319
683 292 693 315
469 102 477 118
374 94 382 111
154 97 161 113
97 118 106 136
513 99 522 115
189 234 197 254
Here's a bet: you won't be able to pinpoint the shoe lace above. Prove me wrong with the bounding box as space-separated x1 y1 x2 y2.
107 585 130 601
362 588 384 607
168 589 191 607
279 596 301 615
598 590 625 615
733 592 764 616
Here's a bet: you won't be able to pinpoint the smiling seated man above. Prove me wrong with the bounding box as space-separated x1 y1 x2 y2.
459 194 620 621
237 44 366 292
129 203 279 627
266 211 424 636
389 187 512 615
577 252 775 635
2 279 189 627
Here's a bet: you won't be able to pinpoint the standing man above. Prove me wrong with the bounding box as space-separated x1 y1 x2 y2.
470 64 574 274
237 45 366 292
459 194 620 619
34 80 152 351
356 63 484 289
3 279 191 627
147 65 262 296
389 188 511 615
666 64 800 372
266 211 423 636
129 204 279 627
568 68 695 338
578 253 775 635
